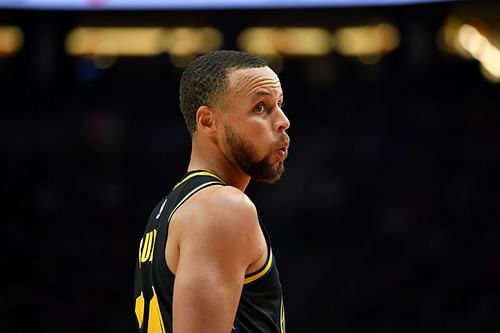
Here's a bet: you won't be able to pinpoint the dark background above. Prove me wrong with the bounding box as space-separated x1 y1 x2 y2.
1 1 499 332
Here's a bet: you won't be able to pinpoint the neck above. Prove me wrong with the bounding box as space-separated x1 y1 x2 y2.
187 139 251 192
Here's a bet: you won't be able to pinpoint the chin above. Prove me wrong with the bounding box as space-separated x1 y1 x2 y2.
251 164 285 184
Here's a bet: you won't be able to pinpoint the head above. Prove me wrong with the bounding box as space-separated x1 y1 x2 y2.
180 50 290 183
180 50 268 135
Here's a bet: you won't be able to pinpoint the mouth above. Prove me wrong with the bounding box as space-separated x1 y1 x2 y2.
275 142 289 159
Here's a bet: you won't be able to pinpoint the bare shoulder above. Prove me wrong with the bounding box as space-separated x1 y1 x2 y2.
172 185 263 267
183 185 261 244
174 185 258 229
197 185 258 225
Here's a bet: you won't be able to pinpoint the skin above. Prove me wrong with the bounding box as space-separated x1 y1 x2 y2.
166 66 290 333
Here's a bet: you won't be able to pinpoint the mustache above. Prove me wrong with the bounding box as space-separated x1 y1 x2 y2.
277 133 290 146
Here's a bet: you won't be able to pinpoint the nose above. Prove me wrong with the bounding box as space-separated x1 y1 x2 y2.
275 107 290 132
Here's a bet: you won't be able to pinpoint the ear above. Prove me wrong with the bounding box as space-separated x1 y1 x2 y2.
195 105 217 136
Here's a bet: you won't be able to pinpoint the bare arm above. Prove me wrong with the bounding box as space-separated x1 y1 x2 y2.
171 186 264 333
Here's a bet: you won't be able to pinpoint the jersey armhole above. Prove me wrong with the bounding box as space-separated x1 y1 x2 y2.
165 180 225 277
243 248 274 285
243 219 274 285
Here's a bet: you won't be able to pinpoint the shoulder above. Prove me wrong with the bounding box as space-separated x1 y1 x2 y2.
174 185 262 260
198 185 257 223
182 185 259 238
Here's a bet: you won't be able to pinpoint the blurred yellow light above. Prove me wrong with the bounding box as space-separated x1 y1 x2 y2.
66 27 163 56
439 17 468 56
480 63 500 83
238 27 331 56
481 45 500 74
335 23 400 57
457 24 488 59
456 24 500 82
65 26 222 57
238 28 278 55
481 51 500 80
165 27 222 56
0 26 24 55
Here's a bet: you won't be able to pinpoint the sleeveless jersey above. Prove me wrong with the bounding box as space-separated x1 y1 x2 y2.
133 170 286 333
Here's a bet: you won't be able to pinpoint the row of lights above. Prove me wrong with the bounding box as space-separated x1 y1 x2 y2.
66 26 223 68
2 20 500 83
0 23 399 62
67 24 400 69
63 24 401 69
239 24 399 64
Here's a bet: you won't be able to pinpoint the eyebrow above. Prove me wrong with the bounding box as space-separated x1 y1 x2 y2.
252 90 284 101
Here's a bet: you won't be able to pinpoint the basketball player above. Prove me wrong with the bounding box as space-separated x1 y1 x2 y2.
134 50 290 333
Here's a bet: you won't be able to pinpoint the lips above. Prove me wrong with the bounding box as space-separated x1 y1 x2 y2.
275 142 289 159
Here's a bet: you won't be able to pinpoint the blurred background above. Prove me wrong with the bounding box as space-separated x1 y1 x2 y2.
1 0 499 331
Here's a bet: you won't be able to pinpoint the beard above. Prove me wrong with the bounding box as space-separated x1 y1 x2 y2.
225 125 286 184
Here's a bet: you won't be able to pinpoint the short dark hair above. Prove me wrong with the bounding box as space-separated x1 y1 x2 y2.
179 50 268 136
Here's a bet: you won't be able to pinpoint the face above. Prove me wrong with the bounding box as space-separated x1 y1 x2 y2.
218 66 290 183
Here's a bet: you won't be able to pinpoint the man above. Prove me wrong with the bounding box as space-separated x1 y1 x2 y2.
134 50 290 333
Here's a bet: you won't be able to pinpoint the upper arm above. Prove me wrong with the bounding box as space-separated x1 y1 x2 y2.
172 186 262 333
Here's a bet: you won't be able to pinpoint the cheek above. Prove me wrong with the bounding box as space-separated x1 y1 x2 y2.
248 127 273 152
230 118 274 153
246 119 273 139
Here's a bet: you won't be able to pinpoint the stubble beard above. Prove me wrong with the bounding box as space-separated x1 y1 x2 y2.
225 125 285 184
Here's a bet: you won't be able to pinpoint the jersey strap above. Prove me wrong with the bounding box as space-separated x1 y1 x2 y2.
168 170 225 222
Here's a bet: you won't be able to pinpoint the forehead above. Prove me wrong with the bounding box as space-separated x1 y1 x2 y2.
226 66 282 97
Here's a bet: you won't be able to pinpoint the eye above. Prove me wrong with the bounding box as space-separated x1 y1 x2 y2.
278 100 285 109
253 103 266 114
